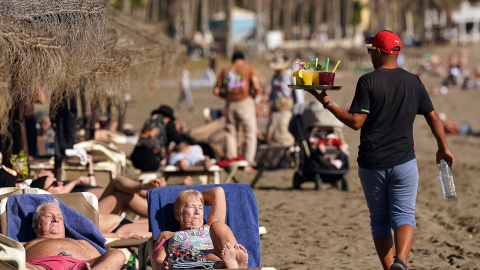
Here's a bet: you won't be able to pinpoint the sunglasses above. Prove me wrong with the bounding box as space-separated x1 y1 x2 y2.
47 179 62 189
367 46 377 54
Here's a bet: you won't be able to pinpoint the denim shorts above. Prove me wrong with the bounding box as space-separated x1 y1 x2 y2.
358 159 419 239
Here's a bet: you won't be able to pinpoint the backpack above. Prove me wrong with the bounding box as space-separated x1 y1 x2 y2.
136 114 168 158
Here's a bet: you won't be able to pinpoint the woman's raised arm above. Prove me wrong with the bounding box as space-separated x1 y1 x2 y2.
202 187 226 225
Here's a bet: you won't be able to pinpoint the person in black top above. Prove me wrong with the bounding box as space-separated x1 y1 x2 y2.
305 30 454 270
131 105 215 172
160 105 216 160
130 106 173 171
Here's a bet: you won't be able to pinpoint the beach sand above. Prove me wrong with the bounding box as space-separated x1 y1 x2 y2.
64 44 480 269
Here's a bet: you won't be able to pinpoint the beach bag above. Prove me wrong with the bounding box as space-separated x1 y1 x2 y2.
136 114 168 159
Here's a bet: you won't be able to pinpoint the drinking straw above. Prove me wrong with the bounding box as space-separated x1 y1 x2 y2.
332 60 341 73
326 58 330 71
296 59 299 69
316 57 318 66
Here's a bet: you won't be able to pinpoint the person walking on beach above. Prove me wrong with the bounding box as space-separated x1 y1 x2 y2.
176 63 195 112
305 30 454 270
213 51 263 172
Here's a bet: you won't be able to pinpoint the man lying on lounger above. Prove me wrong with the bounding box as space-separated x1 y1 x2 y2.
24 199 125 270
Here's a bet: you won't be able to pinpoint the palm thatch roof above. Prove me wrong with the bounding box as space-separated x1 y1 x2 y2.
0 0 185 146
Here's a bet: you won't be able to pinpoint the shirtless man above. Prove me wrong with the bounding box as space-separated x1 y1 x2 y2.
24 199 125 270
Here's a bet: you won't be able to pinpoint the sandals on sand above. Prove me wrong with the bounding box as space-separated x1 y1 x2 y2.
390 257 409 270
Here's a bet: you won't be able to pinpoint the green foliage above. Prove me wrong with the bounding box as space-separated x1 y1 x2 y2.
352 1 362 25
302 60 324 71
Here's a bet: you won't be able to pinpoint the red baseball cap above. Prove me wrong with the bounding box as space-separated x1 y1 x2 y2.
364 30 401 55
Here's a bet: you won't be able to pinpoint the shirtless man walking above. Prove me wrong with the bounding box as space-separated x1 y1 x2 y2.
24 199 125 270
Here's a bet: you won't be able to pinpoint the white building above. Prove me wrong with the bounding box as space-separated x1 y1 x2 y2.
451 1 480 44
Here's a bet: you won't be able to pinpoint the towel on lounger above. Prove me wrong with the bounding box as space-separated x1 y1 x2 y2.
6 194 106 254
147 183 260 268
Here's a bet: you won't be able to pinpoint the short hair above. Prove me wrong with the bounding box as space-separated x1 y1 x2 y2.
32 199 61 229
381 47 400 57
231 51 245 62
173 188 204 214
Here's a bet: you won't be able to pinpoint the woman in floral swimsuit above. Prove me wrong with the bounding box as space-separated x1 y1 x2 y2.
152 187 248 269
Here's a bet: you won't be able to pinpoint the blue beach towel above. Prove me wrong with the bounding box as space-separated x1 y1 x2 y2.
147 183 260 268
6 194 106 254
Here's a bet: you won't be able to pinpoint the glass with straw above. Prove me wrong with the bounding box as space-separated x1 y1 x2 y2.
319 59 340 86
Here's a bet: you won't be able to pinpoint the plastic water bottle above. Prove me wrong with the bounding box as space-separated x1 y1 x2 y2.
45 127 55 156
437 159 457 199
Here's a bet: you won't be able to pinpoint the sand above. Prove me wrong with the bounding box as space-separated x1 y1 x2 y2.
39 44 479 269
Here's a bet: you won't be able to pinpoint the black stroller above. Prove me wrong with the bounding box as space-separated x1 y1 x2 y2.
291 102 350 191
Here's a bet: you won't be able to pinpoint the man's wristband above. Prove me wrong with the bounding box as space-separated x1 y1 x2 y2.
88 173 95 177
323 100 332 109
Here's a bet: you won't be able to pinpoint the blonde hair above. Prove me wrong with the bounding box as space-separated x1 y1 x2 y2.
276 96 293 111
173 188 204 214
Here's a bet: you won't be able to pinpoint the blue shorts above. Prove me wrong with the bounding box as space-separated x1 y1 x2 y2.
358 159 419 239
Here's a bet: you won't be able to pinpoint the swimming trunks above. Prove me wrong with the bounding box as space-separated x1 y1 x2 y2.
28 255 89 270
112 218 133 233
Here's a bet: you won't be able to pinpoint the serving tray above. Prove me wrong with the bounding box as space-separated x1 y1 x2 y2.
288 85 342 90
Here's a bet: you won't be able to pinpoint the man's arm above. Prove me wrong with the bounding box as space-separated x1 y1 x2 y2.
213 86 221 97
202 187 226 225
305 89 367 130
213 71 223 97
424 110 455 169
62 177 90 193
251 74 263 98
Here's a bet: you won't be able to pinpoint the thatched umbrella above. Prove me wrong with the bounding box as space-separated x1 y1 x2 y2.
81 8 186 137
0 0 110 161
0 1 185 163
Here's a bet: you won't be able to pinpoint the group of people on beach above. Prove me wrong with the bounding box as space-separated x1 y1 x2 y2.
0 29 460 270
414 51 480 94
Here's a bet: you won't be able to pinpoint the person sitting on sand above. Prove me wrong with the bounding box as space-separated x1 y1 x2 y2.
152 187 248 270
167 141 213 171
439 113 480 137
24 199 125 270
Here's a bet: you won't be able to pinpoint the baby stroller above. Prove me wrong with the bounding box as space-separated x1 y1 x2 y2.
291 102 350 191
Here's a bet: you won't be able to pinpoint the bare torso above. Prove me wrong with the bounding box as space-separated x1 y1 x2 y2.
25 238 94 261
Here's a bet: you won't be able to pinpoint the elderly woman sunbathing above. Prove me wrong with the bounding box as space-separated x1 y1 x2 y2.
152 187 248 269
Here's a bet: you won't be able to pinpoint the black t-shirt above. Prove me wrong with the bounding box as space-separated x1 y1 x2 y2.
349 68 434 169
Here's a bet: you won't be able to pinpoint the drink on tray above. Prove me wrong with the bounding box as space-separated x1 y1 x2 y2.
319 71 335 86
313 71 320 85
299 69 314 85
291 69 303 85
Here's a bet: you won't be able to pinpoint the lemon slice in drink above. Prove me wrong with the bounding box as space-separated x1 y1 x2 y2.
291 69 298 77
298 69 304 78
